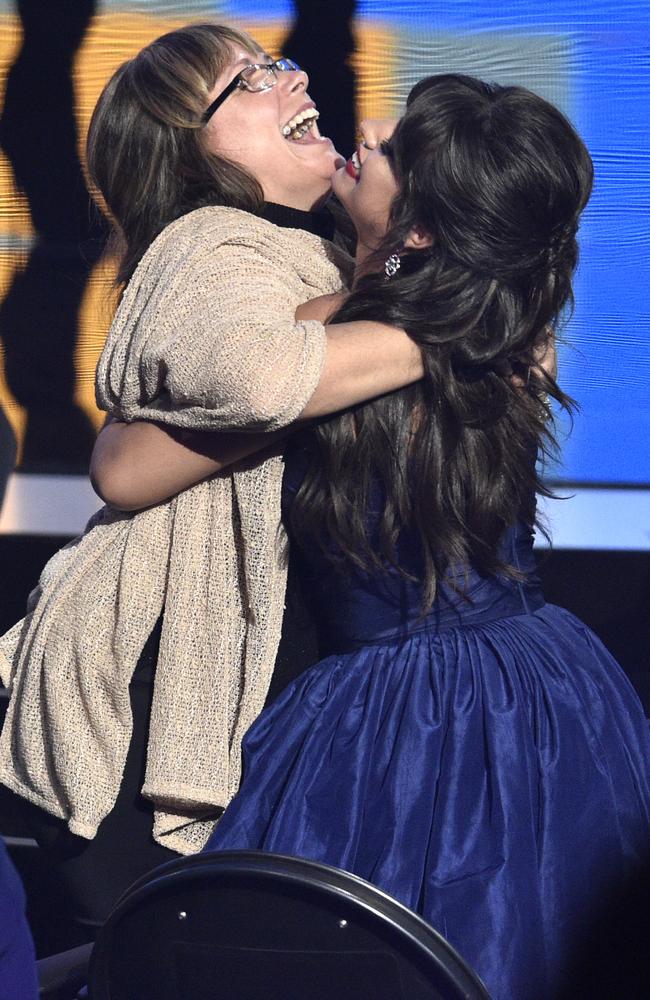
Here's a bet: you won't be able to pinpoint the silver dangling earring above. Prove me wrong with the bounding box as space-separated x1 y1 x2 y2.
384 251 401 280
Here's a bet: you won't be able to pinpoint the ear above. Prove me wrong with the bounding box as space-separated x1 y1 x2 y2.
403 225 433 251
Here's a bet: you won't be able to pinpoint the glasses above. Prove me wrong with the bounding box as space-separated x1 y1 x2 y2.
201 58 301 125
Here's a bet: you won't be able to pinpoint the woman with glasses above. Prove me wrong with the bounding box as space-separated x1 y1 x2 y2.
101 76 649 998
0 22 423 935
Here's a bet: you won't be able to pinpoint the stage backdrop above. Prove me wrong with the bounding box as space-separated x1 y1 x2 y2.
0 0 648 487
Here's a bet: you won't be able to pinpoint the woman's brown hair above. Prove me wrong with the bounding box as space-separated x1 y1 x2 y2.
87 23 264 284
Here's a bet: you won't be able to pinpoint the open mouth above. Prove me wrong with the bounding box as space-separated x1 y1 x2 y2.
281 107 320 142
345 149 361 180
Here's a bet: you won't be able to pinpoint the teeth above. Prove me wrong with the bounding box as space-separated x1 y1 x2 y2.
352 150 361 170
281 108 319 137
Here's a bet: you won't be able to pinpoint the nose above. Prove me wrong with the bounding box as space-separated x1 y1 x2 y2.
359 118 398 151
280 65 309 94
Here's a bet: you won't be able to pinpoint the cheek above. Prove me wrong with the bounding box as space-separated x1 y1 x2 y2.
376 171 398 217
331 169 358 210
206 129 279 178
205 99 281 160
359 174 393 222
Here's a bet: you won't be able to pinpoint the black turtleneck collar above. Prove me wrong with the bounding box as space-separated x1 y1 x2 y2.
259 201 336 242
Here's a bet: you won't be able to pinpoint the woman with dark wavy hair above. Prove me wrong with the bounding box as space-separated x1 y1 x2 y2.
200 77 649 998
95 75 650 997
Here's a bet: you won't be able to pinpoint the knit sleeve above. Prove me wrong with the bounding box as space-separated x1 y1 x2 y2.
96 215 334 433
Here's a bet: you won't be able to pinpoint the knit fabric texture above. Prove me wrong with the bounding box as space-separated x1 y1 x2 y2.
0 206 351 854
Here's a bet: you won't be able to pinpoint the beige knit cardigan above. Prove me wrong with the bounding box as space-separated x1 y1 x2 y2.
0 206 352 854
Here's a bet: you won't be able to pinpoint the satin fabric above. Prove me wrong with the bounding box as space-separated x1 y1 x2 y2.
206 440 650 1000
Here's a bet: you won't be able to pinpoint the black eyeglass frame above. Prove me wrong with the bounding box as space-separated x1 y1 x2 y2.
201 58 301 125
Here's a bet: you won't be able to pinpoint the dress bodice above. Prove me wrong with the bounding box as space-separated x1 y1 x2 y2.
282 434 545 654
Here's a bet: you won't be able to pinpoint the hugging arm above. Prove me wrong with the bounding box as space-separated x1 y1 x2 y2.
92 290 422 510
91 421 288 511
92 296 554 513
99 230 421 432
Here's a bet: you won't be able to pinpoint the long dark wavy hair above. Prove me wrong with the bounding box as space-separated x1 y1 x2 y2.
86 23 264 285
292 74 593 607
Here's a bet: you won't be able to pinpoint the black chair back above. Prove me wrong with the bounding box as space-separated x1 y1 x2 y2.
88 851 490 1000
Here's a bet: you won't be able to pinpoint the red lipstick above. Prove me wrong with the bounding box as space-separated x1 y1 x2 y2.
345 157 359 180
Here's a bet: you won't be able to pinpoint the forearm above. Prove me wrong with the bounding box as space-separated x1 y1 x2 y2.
93 305 422 511
296 293 423 419
91 421 286 511
300 319 423 420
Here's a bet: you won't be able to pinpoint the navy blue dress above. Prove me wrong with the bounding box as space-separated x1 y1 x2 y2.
207 437 650 1000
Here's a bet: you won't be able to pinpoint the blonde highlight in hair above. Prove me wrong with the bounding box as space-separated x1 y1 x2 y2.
87 23 264 284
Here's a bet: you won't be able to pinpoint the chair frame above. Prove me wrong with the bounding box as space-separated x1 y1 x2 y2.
88 850 490 1000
